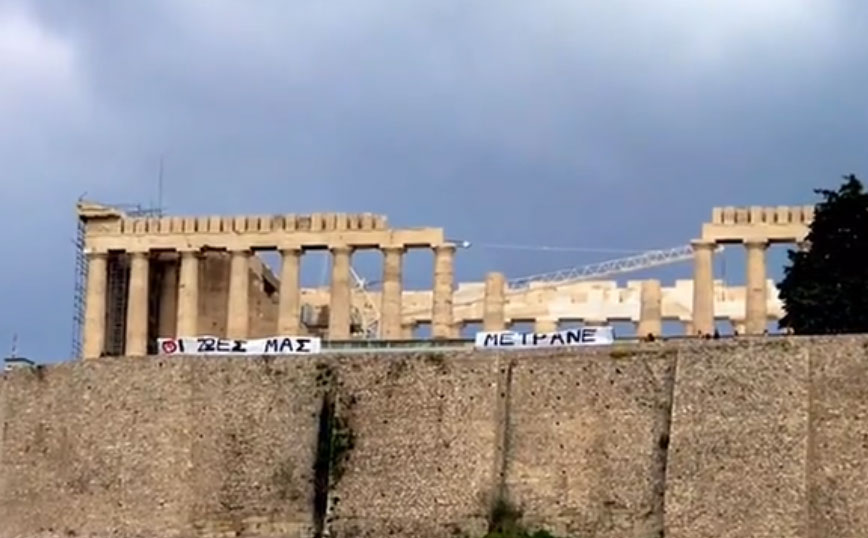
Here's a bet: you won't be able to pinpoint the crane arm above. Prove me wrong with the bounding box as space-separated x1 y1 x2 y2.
506 244 720 292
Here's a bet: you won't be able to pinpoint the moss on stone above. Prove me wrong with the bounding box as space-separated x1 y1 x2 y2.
478 496 563 538
328 412 355 486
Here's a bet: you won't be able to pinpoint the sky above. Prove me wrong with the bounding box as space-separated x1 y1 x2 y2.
2 0 868 361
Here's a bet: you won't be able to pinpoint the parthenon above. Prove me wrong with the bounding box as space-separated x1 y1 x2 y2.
75 201 815 358
77 202 452 358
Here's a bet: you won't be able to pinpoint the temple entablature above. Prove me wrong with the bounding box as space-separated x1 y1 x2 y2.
701 205 813 243
78 200 445 252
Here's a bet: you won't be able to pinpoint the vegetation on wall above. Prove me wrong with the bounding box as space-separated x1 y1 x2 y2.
328 411 355 485
475 496 561 538
478 527 558 538
311 360 357 538
778 174 868 334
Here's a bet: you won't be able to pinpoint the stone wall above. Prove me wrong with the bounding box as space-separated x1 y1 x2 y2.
504 348 676 537
0 357 320 538
3 337 868 537
664 339 811 538
808 338 868 537
327 353 499 537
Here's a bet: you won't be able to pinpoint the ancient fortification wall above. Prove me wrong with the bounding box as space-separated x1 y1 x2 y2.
2 337 868 537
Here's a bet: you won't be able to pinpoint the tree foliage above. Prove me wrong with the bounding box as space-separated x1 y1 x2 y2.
778 174 868 334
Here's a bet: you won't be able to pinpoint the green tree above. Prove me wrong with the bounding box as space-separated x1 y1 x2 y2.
778 174 868 334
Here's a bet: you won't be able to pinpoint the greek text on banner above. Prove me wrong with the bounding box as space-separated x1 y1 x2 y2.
474 326 614 349
157 335 321 355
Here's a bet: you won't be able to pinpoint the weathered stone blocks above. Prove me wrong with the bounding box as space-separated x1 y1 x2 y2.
664 339 810 538
4 337 868 537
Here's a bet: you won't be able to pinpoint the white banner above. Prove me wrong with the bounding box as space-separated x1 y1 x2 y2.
157 335 321 355
474 326 614 349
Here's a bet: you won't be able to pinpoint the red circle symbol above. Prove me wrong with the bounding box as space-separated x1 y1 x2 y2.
161 339 178 354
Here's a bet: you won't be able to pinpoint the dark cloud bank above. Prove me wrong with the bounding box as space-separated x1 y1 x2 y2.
2 0 867 360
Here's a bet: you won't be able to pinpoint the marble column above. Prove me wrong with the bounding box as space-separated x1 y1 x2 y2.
431 244 456 338
483 272 506 331
745 238 769 335
637 279 662 338
157 256 178 338
277 247 302 335
534 318 558 333
125 250 150 356
176 249 200 337
682 320 694 336
691 239 716 336
380 246 404 339
328 245 352 339
226 249 251 339
402 322 417 339
82 251 108 359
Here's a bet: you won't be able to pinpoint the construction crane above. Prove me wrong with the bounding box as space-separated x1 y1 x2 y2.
394 243 723 320
350 267 381 338
316 243 723 339
505 244 720 292
70 198 165 359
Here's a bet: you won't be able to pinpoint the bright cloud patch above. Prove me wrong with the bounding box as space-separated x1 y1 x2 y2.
0 4 83 112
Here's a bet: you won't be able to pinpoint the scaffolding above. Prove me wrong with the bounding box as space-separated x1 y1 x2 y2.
70 201 163 359
104 252 130 356
70 217 87 359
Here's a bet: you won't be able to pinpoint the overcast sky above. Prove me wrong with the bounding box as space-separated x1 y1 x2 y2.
3 0 867 361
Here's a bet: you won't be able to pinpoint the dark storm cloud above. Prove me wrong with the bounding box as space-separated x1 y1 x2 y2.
2 0 867 360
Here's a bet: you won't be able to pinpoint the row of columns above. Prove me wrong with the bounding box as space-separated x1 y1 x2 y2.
692 238 770 336
481 272 664 335
82 244 458 359
82 249 205 359
480 265 778 337
82 238 778 357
